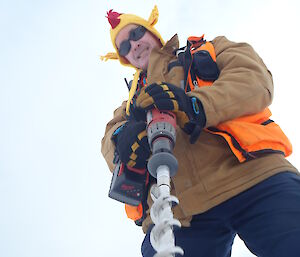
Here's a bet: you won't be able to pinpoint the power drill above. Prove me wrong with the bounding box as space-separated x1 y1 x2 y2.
108 109 178 206
146 109 178 178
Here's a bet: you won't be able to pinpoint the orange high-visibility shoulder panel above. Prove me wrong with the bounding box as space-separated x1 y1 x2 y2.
209 109 293 162
185 36 292 162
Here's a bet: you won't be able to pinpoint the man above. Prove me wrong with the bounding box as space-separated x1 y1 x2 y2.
101 6 300 257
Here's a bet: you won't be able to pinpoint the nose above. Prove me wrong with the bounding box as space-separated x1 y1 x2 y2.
130 40 141 51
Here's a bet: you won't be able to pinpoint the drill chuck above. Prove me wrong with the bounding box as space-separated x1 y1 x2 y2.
146 109 178 178
146 109 177 148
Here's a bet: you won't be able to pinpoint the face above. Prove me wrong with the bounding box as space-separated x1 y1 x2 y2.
115 24 162 70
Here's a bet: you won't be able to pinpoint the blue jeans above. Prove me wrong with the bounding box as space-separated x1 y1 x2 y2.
141 171 300 257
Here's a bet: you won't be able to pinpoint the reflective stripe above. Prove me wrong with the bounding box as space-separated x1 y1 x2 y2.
172 100 179 112
167 91 175 98
129 152 137 161
127 160 136 167
131 142 139 152
191 97 200 114
137 130 147 141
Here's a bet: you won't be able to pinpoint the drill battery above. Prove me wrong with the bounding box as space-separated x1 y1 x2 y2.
108 160 148 206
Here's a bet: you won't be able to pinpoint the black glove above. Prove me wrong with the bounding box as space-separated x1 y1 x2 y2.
135 83 206 143
113 121 151 169
127 100 147 122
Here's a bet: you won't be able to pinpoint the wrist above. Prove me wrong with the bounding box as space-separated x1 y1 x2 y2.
111 123 127 145
189 96 206 128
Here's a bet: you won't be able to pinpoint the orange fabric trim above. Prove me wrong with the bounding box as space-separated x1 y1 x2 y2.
125 203 143 221
196 42 217 62
206 109 292 162
232 108 271 123
204 128 246 162
187 72 195 91
196 77 214 87
186 40 217 90
187 35 205 48
188 35 204 42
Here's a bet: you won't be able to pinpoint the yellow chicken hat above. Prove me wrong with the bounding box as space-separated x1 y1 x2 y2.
101 5 164 67
101 6 165 115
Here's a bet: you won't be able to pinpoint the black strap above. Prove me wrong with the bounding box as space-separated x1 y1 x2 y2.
177 39 207 92
167 60 183 72
183 40 193 92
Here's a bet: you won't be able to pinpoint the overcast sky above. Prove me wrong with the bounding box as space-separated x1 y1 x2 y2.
1 0 300 257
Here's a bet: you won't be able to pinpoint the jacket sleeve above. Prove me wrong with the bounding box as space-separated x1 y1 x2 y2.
101 101 127 172
187 36 274 127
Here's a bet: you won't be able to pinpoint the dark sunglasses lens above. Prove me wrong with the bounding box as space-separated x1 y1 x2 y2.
119 40 131 57
118 27 146 57
130 26 146 41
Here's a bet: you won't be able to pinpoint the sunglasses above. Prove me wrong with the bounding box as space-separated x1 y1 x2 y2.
118 26 147 57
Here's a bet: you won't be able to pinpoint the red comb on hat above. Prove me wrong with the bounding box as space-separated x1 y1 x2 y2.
106 9 122 29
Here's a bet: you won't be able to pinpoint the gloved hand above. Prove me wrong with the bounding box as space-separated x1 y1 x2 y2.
127 101 147 122
113 121 151 169
135 82 206 143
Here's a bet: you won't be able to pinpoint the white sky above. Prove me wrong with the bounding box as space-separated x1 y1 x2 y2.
0 0 300 256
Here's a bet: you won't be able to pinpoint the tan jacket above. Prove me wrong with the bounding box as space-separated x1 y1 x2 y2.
101 36 298 233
